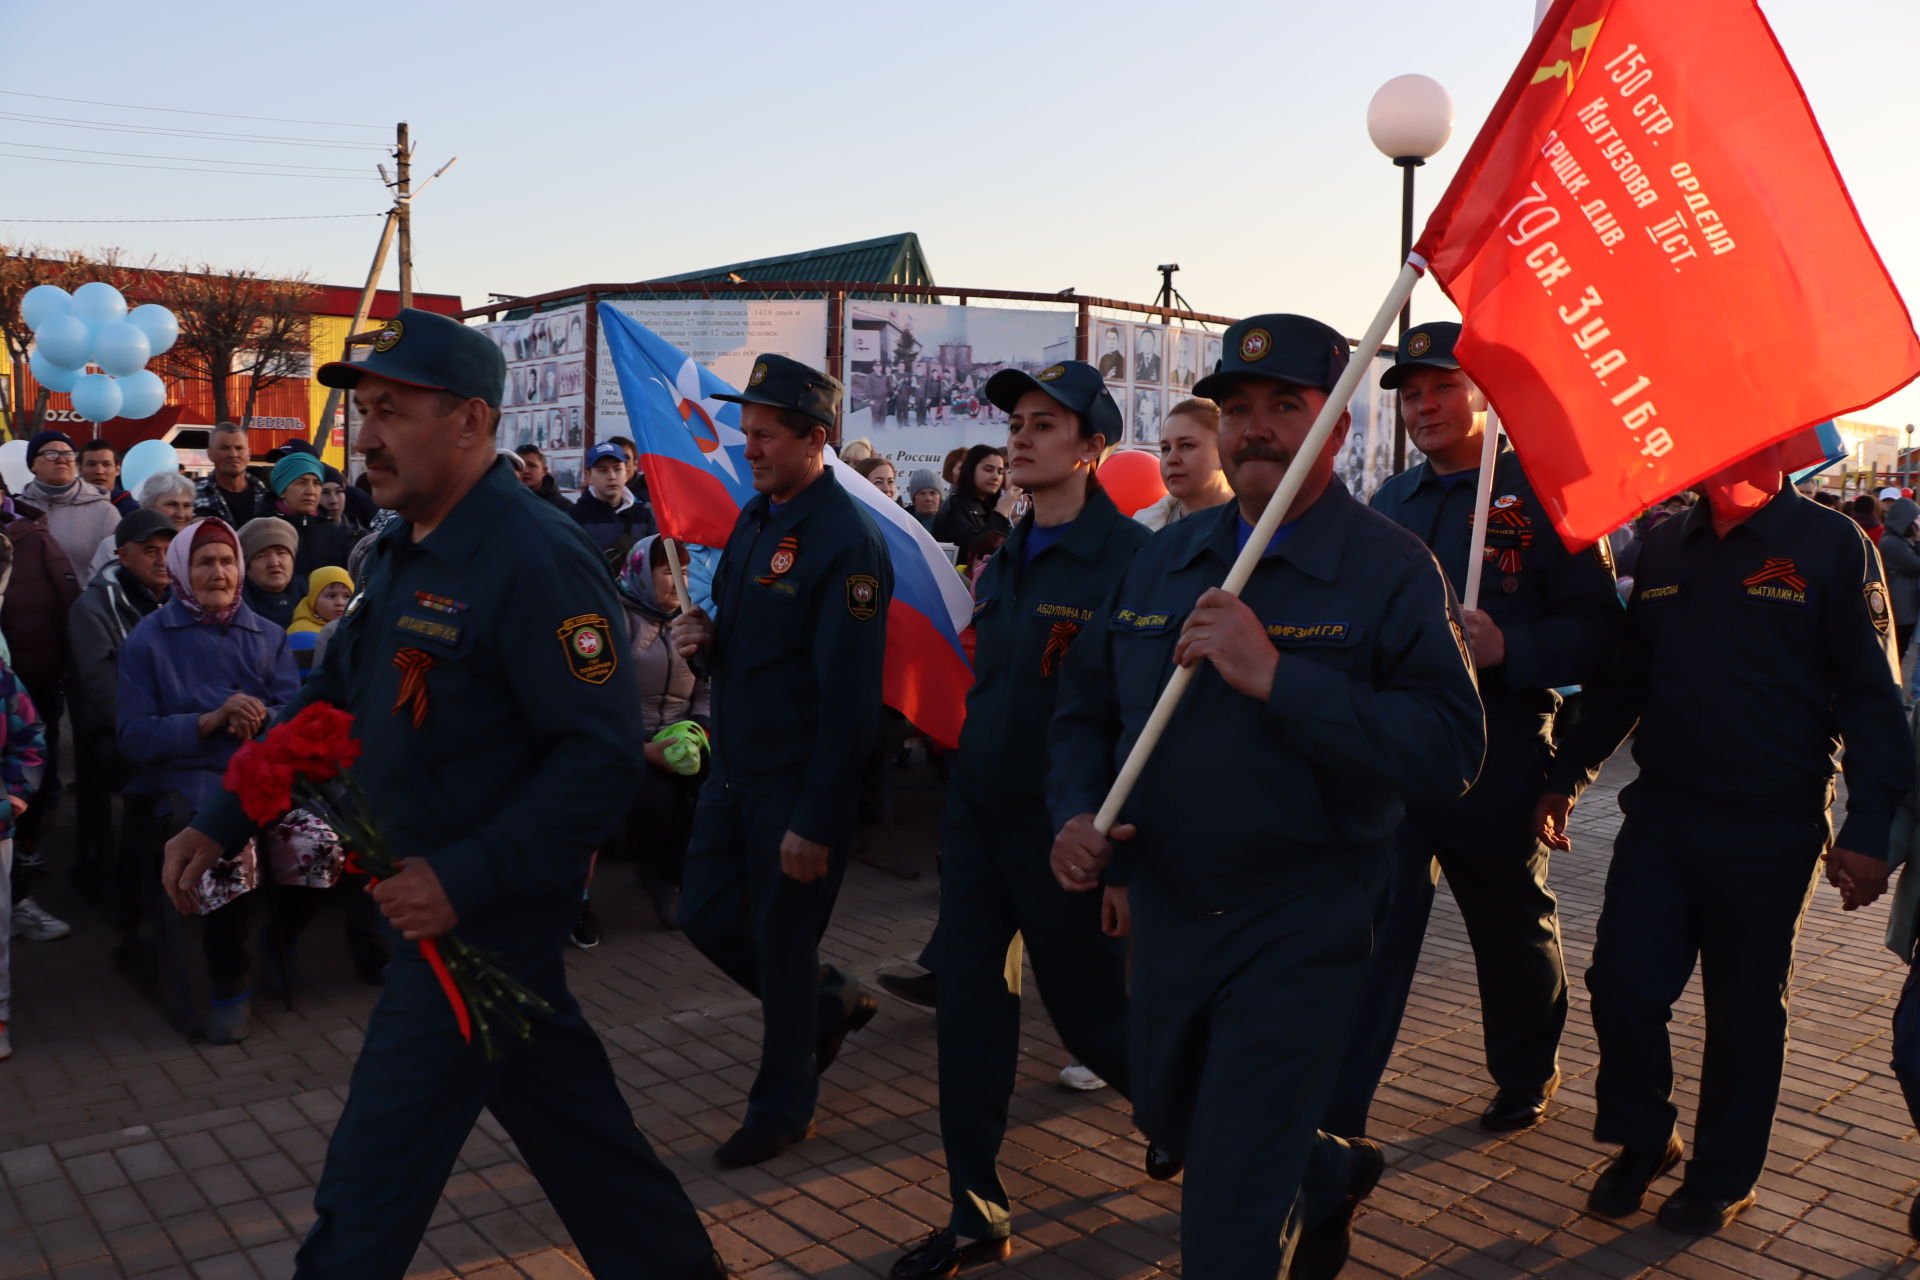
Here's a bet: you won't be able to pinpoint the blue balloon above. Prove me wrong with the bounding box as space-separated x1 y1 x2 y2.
29 347 82 393
20 284 72 331
126 303 180 357
70 281 127 330
34 315 92 369
115 369 167 421
119 437 179 490
91 321 151 377
70 373 124 424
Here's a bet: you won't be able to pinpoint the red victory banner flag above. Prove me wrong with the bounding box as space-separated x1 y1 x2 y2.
1414 0 1920 546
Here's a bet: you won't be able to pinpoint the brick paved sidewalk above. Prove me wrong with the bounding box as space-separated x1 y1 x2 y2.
4 754 1919 1279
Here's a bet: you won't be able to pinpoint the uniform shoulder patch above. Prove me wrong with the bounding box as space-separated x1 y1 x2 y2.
558 613 618 684
846 574 880 621
1866 581 1893 638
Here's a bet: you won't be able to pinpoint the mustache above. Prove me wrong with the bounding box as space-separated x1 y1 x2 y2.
363 449 392 470
1233 443 1290 465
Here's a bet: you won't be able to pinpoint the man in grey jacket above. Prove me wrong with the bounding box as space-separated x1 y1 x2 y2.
23 431 118 591
67 510 172 908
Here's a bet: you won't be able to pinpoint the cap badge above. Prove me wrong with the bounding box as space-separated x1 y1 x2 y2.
748 362 769 387
1038 364 1066 382
374 320 405 353
1239 328 1272 363
1407 332 1432 357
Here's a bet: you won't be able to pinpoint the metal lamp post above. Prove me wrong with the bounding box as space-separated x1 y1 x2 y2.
1368 74 1455 471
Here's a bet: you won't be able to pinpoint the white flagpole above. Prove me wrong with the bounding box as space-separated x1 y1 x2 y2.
1093 261 1424 834
1460 407 1503 611
661 536 694 615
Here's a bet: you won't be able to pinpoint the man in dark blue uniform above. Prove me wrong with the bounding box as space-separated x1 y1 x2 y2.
1539 461 1912 1234
163 309 721 1279
1048 314 1486 1279
670 354 893 1167
1326 322 1622 1139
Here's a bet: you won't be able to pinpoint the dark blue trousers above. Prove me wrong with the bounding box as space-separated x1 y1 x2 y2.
295 935 712 1279
1325 800 1567 1136
1130 862 1376 1278
681 787 862 1136
935 794 1130 1240
1585 783 1826 1198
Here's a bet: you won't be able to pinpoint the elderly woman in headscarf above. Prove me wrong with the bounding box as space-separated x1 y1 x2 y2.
268 451 354 576
117 517 299 1044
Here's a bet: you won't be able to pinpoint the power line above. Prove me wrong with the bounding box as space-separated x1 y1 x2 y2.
0 212 384 224
0 110 386 150
0 139 370 174
0 150 370 179
0 88 387 130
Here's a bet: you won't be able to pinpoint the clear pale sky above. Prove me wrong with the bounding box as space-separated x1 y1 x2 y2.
2 0 1914 429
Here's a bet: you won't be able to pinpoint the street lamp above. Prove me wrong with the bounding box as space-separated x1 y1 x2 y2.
1368 73 1455 470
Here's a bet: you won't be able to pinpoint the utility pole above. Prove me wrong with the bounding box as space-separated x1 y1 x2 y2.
396 122 413 308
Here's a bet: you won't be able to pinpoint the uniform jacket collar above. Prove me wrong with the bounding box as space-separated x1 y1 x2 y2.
1403 445 1521 496
1174 477 1355 584
1004 486 1125 565
743 465 844 534
1677 479 1802 550
385 457 520 565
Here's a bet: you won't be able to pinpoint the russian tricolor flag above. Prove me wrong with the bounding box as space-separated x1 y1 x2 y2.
599 304 975 748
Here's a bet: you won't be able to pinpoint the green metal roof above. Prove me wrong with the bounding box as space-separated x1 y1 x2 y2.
614 233 934 301
496 234 935 316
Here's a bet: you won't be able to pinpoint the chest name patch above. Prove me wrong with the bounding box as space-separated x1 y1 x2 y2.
1033 601 1096 623
1114 607 1171 633
558 613 618 684
1639 584 1680 601
1265 622 1349 642
1744 558 1808 605
395 613 462 647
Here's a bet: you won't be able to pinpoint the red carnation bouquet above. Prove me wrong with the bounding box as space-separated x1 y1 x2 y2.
223 702 550 1058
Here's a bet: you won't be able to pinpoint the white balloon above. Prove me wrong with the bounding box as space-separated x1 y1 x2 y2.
70 373 124 424
115 369 168 421
0 440 26 493
126 303 180 357
69 281 128 329
34 314 92 369
90 321 151 377
19 285 72 331
119 437 180 489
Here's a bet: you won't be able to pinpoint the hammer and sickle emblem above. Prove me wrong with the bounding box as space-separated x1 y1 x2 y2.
1530 21 1604 94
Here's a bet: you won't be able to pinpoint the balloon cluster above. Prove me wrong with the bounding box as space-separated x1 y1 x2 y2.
20 282 178 422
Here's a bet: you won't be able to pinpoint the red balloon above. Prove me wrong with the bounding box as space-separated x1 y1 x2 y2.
1098 448 1167 517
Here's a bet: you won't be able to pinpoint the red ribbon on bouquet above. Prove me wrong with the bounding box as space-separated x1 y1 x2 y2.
344 851 472 1045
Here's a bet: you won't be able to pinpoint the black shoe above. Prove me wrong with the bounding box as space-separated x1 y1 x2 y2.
690 1252 732 1280
714 1123 812 1168
1586 1135 1684 1218
1655 1183 1756 1235
889 1229 1012 1279
651 884 681 932
1290 1138 1385 1280
878 969 937 1009
569 901 600 950
1145 1144 1183 1181
1480 1073 1560 1132
817 992 879 1074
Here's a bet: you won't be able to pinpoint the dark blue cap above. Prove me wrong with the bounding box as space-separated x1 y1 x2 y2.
1193 314 1350 402
25 430 74 467
585 442 626 469
984 361 1123 443
712 353 842 428
317 308 508 408
1381 321 1463 390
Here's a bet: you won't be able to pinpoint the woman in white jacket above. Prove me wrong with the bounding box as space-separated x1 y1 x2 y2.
1132 397 1233 530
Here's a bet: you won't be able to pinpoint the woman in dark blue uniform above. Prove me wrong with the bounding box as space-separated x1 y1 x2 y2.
892 361 1149 1279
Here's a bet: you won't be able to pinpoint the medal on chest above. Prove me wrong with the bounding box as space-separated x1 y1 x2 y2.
758 535 800 587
